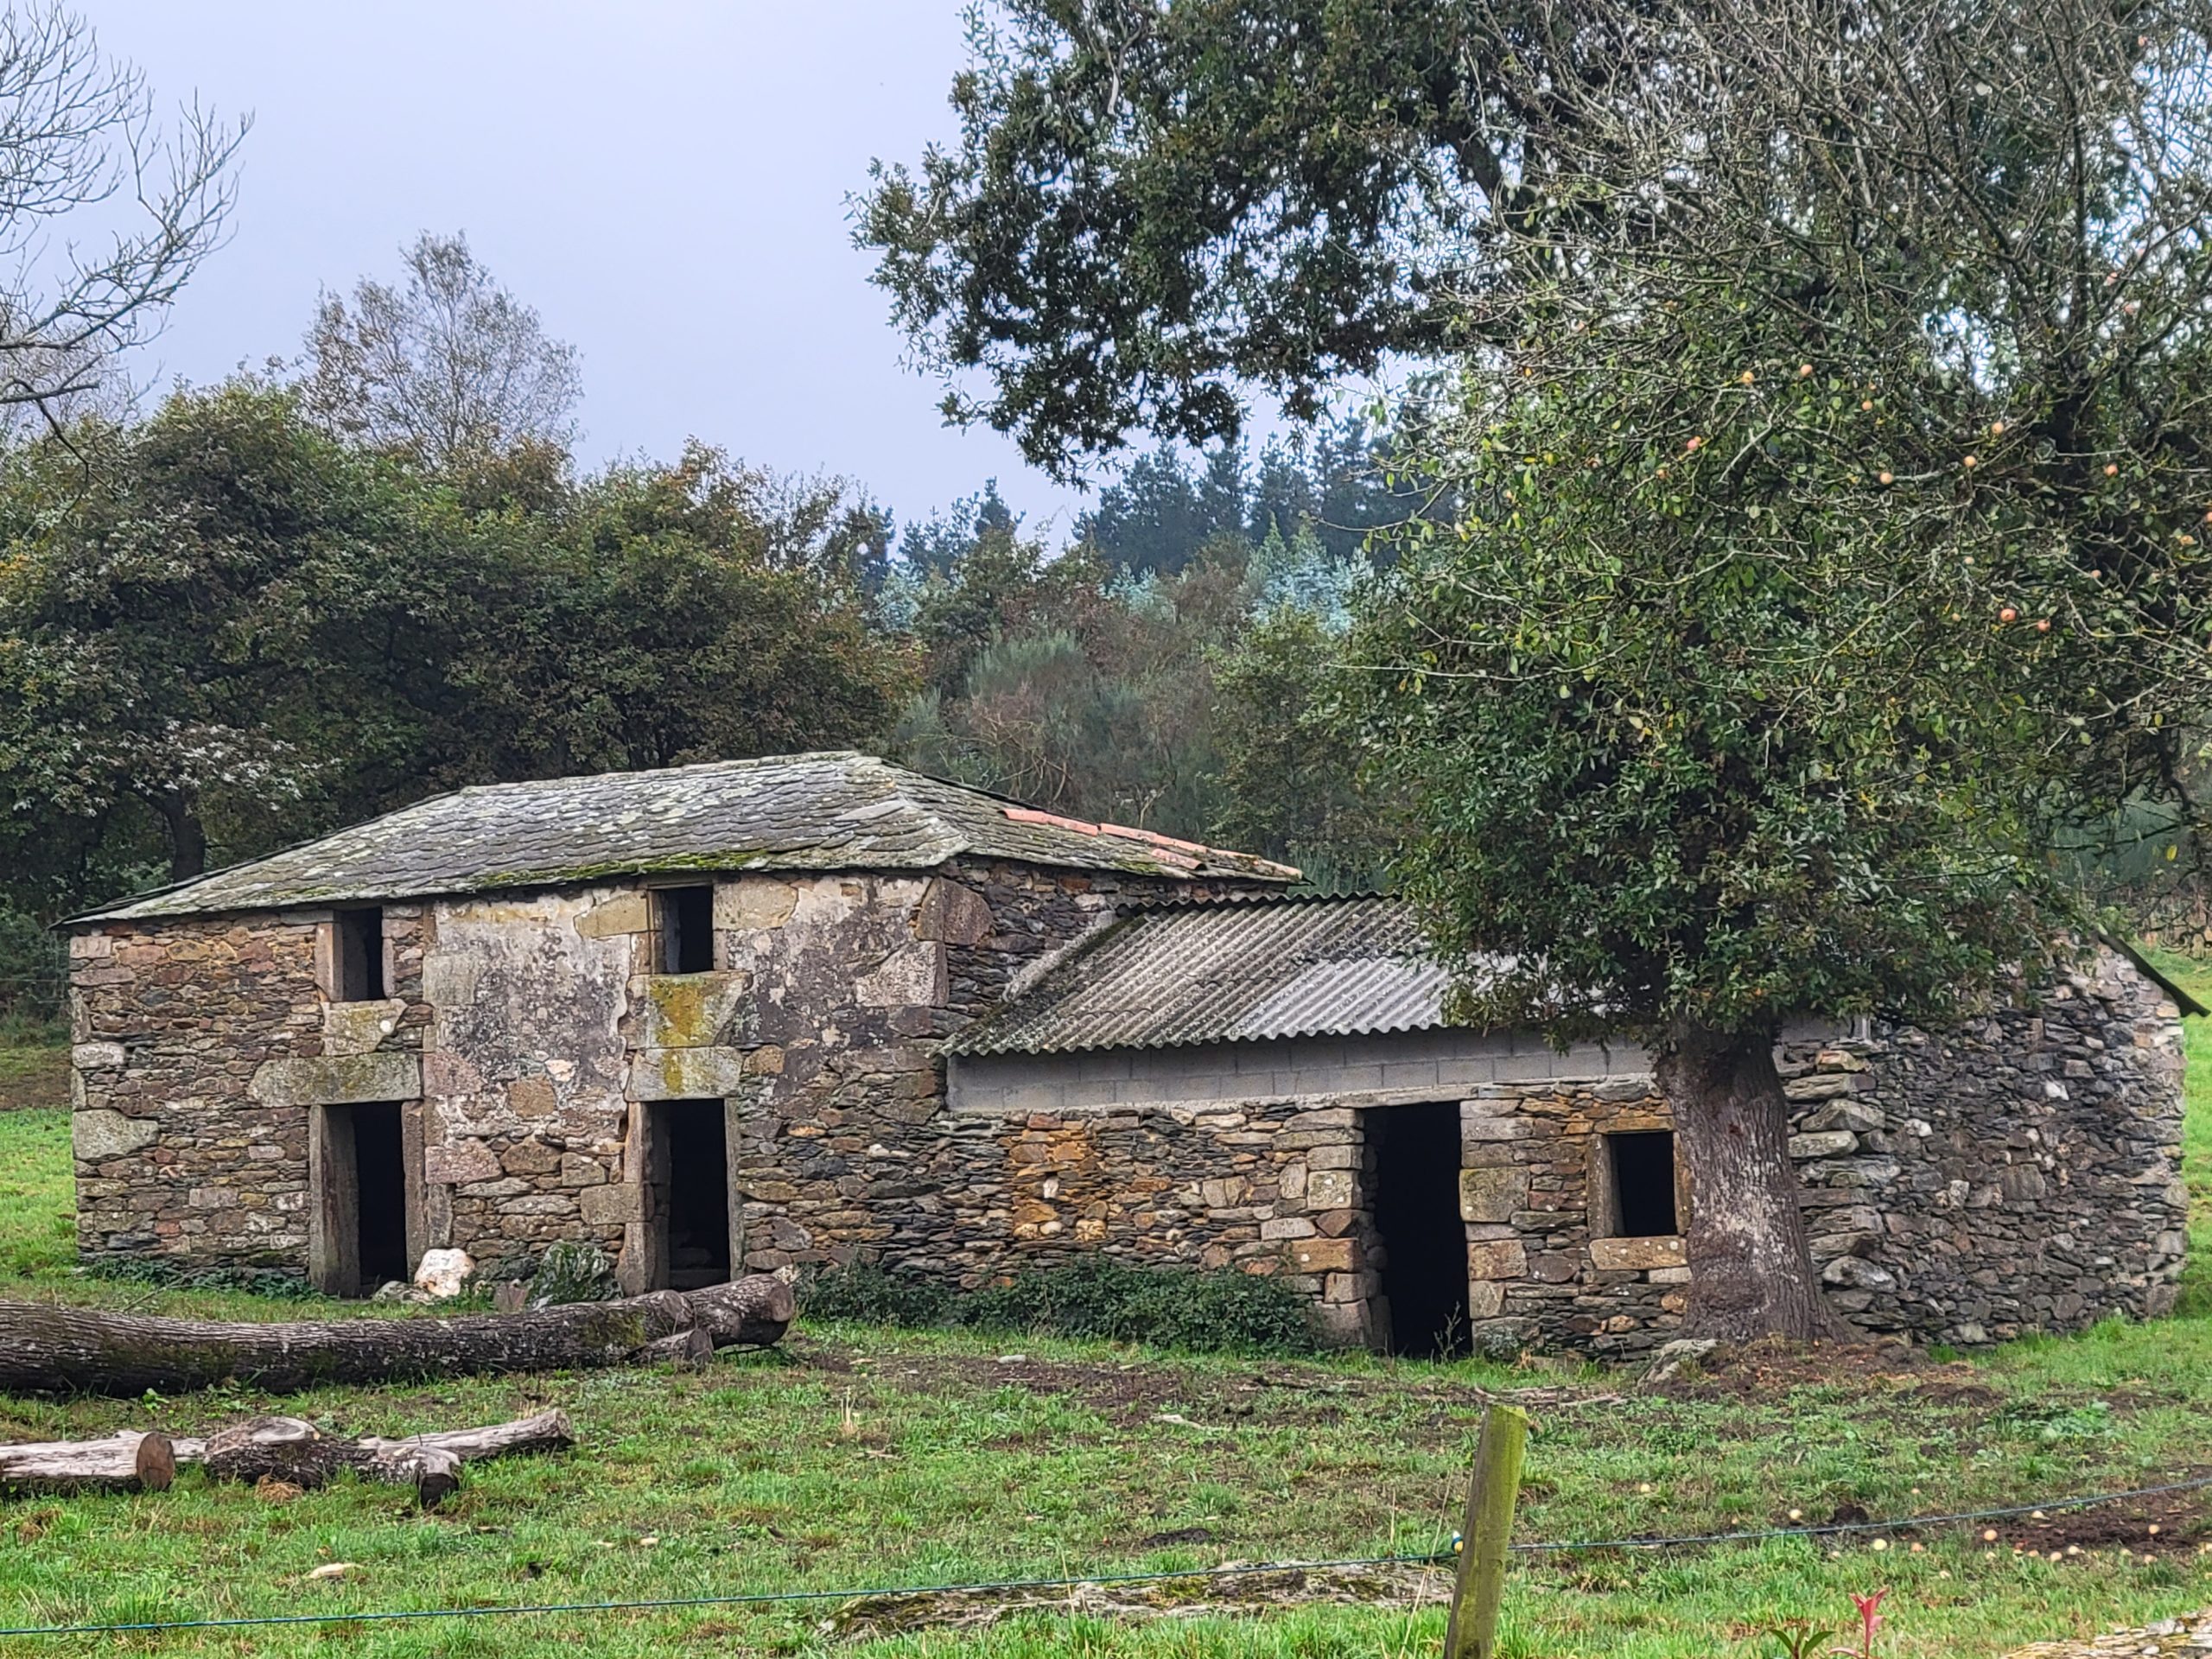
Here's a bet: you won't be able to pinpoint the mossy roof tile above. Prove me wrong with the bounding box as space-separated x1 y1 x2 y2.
73 752 1297 923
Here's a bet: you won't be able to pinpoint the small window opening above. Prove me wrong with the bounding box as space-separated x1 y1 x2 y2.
1606 1130 1680 1237
657 886 715 975
334 907 385 1001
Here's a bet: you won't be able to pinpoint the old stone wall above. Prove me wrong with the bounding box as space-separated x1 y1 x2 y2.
67 906 431 1265
71 874 2185 1356
725 860 1247 1278
67 858 1235 1287
416 888 639 1274
1770 953 2189 1349
936 949 2186 1353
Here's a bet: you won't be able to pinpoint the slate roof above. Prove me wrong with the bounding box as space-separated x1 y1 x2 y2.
73 752 1300 923
945 895 1451 1056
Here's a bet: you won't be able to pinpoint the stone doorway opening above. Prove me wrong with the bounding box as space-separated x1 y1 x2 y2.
308 1100 410 1297
642 1098 734 1289
1369 1100 1471 1357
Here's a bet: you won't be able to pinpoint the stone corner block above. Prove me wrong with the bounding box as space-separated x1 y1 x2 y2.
73 1108 158 1160
579 1182 645 1227
643 971 753 1049
1465 1238 1529 1281
575 891 651 939
250 1052 422 1108
1303 1167 1356 1211
627 1046 748 1101
423 1139 502 1185
1588 1234 1686 1272
914 878 995 946
1459 1165 1530 1224
1287 1236 1357 1274
855 940 950 1009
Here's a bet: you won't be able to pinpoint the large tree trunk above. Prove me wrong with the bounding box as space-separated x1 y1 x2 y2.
148 786 208 882
0 1277 793 1397
1653 1021 1850 1344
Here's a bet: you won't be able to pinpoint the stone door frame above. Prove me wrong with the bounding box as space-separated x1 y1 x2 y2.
619 1096 745 1293
307 1098 427 1297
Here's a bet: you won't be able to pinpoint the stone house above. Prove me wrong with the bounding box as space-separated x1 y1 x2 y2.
66 752 2197 1355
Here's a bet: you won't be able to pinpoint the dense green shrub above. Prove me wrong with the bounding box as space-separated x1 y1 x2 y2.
959 1257 1319 1353
83 1256 324 1299
799 1256 1319 1356
797 1262 956 1326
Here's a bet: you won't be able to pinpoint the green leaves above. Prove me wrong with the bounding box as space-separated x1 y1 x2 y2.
0 385 917 907
1348 338 2168 1039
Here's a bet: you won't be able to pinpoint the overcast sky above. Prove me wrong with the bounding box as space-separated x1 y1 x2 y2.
83 1 1095 542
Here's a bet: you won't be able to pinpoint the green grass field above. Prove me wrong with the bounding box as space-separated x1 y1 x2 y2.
6 983 2212 1658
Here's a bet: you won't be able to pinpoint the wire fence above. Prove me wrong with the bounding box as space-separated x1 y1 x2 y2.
4 1470 2206 1640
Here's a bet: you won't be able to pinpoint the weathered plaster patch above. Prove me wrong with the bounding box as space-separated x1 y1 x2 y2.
856 942 948 1008
715 878 798 931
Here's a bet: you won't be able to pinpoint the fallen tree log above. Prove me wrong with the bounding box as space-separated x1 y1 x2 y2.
0 1276 794 1397
1 1409 574 1506
0 1429 175 1495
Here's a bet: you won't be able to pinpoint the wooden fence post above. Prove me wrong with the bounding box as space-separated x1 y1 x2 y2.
1443 1403 1529 1659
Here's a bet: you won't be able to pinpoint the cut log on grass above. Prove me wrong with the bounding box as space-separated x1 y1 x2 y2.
0 1275 795 1397
202 1417 465 1507
2 1409 574 1506
0 1429 175 1495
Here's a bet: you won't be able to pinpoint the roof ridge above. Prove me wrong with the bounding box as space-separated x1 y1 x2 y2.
449 751 868 798
69 752 1298 925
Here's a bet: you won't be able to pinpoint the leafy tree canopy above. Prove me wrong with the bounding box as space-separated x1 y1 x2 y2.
1340 0 2212 1338
0 383 916 898
859 0 1522 474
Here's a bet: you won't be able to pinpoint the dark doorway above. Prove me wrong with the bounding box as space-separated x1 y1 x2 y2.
1369 1101 1471 1357
1606 1130 1680 1237
353 1102 410 1289
309 1100 411 1297
659 1098 732 1288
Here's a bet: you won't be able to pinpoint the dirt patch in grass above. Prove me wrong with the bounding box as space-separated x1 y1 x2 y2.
817 1560 1453 1642
0 1046 65 1113
1981 1482 2212 1554
818 1343 1612 1431
1654 1336 1996 1403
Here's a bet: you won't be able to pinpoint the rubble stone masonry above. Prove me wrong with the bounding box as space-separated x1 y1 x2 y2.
72 870 2186 1355
67 861 1230 1290
943 950 2186 1354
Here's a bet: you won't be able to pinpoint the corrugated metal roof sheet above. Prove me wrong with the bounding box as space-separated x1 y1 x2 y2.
945 895 1453 1055
73 752 1299 923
